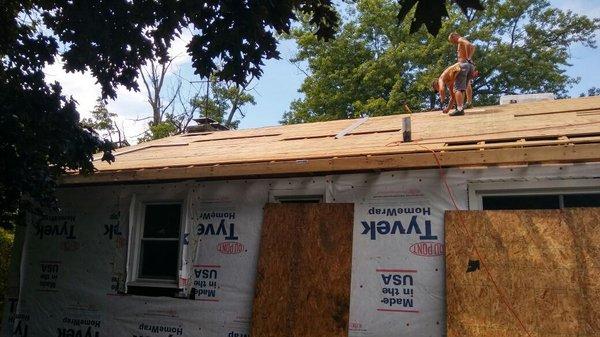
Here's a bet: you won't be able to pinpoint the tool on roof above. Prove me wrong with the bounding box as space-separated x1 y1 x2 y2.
402 116 412 142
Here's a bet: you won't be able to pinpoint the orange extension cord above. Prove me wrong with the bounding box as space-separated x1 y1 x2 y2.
415 142 534 337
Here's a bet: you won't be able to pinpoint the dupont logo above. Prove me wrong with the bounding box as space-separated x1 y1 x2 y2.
217 241 245 254
409 242 444 257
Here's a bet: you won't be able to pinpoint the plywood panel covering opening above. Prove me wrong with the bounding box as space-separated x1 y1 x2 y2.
445 209 600 337
251 203 354 337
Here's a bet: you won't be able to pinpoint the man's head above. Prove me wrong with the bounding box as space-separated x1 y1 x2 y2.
431 79 440 92
448 32 461 44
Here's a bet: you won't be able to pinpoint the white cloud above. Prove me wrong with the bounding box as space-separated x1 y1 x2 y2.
44 60 101 117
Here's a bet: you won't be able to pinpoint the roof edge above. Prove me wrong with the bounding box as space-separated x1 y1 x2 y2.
60 143 600 186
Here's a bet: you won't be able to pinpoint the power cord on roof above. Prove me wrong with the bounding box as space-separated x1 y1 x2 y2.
416 142 534 337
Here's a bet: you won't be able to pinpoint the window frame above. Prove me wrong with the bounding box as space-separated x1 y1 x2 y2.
127 197 187 290
274 195 324 203
268 186 326 203
468 179 600 210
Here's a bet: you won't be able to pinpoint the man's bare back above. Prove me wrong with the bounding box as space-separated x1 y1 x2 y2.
449 32 475 62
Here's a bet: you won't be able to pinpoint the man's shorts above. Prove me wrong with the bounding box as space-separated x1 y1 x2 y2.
454 62 474 92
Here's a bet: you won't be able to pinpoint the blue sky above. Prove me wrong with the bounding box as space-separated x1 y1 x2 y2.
45 0 600 141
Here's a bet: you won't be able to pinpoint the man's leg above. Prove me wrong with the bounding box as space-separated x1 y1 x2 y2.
455 90 464 111
466 81 473 106
450 63 468 116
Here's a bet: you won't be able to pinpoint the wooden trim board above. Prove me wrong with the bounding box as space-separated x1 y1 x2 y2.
60 143 600 185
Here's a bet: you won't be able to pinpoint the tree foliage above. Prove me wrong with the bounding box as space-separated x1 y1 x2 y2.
192 81 257 129
138 120 180 142
282 0 600 124
580 87 600 97
82 99 129 148
0 227 14 318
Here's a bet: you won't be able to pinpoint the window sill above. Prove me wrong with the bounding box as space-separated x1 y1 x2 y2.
127 280 179 289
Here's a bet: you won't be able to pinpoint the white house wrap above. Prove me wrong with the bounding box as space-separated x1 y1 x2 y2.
3 161 599 337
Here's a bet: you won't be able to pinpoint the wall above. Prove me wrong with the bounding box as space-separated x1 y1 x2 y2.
2 163 599 337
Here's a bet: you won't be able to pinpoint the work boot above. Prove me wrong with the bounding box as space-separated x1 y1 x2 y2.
449 108 464 116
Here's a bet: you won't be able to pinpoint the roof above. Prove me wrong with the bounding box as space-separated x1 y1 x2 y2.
62 96 600 185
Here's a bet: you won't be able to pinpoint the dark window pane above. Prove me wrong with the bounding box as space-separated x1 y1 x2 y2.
279 199 321 203
139 240 178 279
563 193 600 208
482 195 560 210
277 195 323 203
127 286 178 297
144 204 181 238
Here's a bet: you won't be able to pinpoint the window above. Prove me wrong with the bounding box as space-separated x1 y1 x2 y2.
563 193 600 208
127 199 185 296
469 180 600 210
139 204 181 280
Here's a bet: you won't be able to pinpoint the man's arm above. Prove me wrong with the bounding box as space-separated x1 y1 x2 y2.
444 75 457 113
437 78 446 111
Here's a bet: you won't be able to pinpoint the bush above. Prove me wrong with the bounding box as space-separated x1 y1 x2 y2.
0 228 14 323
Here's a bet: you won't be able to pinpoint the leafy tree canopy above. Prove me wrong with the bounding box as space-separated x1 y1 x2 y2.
580 87 600 97
191 81 257 130
82 99 129 148
282 0 600 124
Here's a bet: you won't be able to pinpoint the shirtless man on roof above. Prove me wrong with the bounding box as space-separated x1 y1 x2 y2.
448 32 476 112
432 62 477 116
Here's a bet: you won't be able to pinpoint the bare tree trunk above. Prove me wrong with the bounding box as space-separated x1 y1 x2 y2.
139 57 177 125
225 95 240 127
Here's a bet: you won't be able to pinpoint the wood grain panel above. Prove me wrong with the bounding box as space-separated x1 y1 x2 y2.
445 209 600 337
251 203 354 337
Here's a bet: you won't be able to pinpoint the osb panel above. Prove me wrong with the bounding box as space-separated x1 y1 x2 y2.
445 209 600 337
251 203 354 337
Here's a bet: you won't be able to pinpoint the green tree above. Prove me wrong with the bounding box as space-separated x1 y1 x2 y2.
82 99 129 148
282 0 600 124
138 120 180 142
579 87 600 97
0 228 14 317
192 81 257 130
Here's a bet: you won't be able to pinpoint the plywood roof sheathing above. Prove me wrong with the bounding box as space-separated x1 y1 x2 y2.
63 96 600 185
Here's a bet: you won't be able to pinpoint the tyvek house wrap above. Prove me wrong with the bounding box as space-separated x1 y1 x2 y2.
2 163 597 337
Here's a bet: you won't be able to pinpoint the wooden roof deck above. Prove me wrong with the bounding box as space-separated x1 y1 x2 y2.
62 96 600 184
